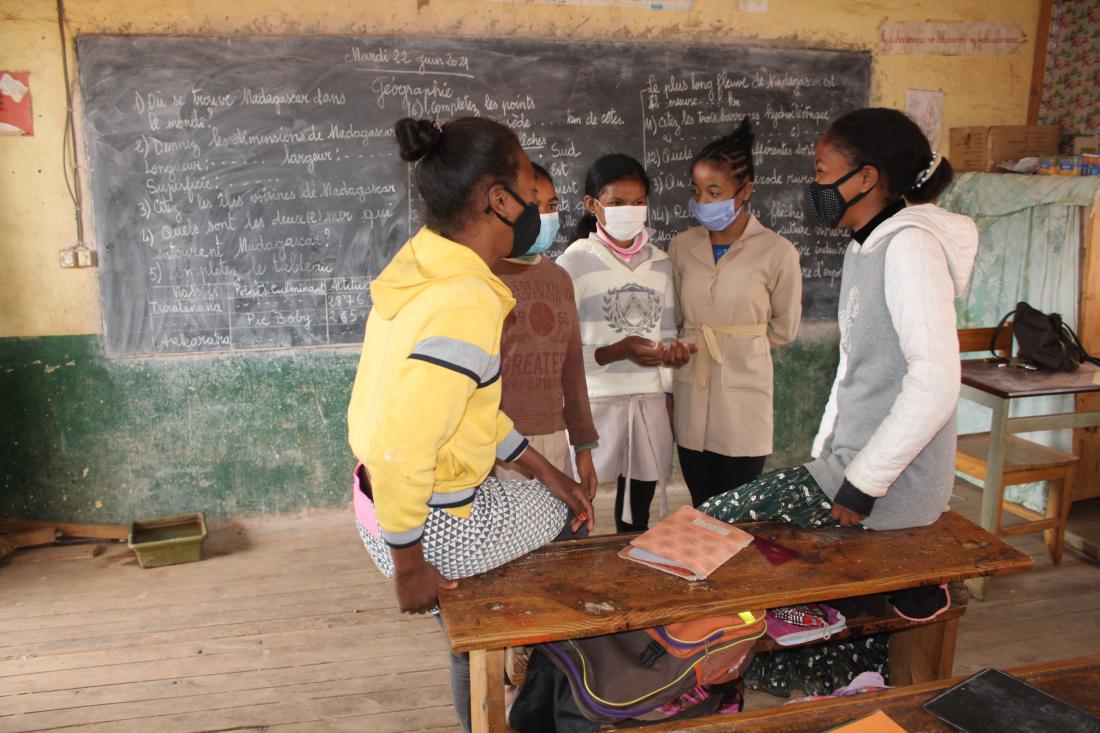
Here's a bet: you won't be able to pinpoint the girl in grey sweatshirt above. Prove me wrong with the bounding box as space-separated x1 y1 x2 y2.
698 108 978 693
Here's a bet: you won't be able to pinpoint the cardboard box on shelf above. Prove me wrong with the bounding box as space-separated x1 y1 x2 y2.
949 125 1059 172
1082 153 1100 176
1073 135 1099 155
1057 155 1081 176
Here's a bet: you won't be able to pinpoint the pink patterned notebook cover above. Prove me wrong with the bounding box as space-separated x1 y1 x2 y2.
620 506 754 580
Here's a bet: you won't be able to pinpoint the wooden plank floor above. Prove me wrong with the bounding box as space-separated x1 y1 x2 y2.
1 478 1097 732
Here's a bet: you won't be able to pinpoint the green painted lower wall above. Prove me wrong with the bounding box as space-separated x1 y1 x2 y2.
772 324 841 467
1 335 359 522
0 328 839 522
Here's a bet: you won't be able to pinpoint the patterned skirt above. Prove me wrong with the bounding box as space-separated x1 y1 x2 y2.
745 635 890 698
698 465 889 696
356 475 569 581
697 465 840 529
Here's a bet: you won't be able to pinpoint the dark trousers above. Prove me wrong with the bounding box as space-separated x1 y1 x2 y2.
677 445 766 508
613 475 657 533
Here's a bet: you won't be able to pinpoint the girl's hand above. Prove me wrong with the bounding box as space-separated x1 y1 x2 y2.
830 503 866 526
515 444 596 532
619 336 665 366
596 336 664 367
544 467 595 533
392 544 457 614
831 479 873 526
661 339 697 367
575 449 599 500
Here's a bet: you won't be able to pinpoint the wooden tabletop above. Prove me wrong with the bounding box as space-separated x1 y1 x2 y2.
438 511 1032 653
961 360 1100 399
640 656 1100 732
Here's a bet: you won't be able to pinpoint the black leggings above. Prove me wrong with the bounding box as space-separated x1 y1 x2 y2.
613 475 657 533
677 445 766 508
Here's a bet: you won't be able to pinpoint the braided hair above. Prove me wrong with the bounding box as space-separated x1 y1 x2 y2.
691 117 755 182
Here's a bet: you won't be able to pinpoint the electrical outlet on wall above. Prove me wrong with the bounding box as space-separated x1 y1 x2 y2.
75 248 97 267
59 245 98 269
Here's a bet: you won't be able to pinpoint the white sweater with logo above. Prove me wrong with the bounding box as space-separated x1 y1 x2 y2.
556 237 676 399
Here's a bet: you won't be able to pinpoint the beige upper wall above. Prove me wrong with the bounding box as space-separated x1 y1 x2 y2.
0 0 1041 337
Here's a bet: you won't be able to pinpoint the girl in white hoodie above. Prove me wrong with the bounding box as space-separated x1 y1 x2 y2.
698 108 978 695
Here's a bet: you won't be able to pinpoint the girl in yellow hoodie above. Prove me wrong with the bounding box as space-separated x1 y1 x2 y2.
348 116 594 731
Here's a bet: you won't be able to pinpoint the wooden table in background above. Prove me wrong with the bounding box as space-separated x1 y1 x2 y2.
959 360 1100 596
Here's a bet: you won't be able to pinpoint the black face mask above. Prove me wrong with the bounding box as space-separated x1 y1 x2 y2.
486 185 541 258
806 166 871 228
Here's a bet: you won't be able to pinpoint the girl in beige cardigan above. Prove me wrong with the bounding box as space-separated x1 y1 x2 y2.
669 119 803 507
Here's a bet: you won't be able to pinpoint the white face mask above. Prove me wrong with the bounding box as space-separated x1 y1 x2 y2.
597 202 648 241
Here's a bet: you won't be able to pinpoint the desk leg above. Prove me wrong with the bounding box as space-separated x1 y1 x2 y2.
1045 462 1077 565
967 397 1009 601
888 615 959 684
470 648 506 733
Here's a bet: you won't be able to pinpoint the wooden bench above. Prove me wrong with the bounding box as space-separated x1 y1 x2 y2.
641 655 1100 732
438 511 1033 732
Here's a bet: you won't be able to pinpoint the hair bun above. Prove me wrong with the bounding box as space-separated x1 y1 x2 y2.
394 118 442 162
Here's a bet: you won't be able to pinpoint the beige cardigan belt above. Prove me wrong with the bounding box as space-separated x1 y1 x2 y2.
683 322 768 387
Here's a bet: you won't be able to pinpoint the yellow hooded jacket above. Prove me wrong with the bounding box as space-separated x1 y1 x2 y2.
347 227 527 548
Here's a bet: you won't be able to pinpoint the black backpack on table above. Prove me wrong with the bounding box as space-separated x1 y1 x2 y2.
991 301 1100 372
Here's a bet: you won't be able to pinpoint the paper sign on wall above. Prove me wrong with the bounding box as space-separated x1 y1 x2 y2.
880 21 1025 55
0 72 33 136
905 89 944 148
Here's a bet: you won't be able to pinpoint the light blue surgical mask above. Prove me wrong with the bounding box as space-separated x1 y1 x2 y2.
689 182 748 232
527 212 560 255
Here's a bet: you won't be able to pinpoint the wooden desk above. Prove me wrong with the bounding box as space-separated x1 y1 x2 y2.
962 360 1100 400
960 360 1100 595
641 655 1100 732
438 511 1032 732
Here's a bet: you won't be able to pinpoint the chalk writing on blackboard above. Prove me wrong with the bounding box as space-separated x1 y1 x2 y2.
78 36 868 357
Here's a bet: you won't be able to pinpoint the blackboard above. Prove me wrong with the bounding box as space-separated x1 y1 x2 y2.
77 35 869 357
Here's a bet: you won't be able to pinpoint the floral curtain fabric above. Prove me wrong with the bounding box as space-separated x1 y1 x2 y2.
940 172 1100 511
1038 0 1100 140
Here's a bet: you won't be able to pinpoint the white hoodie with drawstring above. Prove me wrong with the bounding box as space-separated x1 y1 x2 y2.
808 203 979 529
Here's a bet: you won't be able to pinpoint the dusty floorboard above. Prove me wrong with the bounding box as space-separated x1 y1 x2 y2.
1 479 1097 732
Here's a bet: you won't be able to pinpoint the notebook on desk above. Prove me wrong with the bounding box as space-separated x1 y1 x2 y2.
923 668 1100 733
825 710 907 732
618 505 754 580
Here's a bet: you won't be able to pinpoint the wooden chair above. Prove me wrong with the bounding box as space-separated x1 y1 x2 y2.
956 326 1080 565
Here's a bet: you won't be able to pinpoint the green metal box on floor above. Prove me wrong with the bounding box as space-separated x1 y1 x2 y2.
128 512 207 569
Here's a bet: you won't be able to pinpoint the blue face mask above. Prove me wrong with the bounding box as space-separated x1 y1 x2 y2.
527 212 560 255
689 183 748 232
